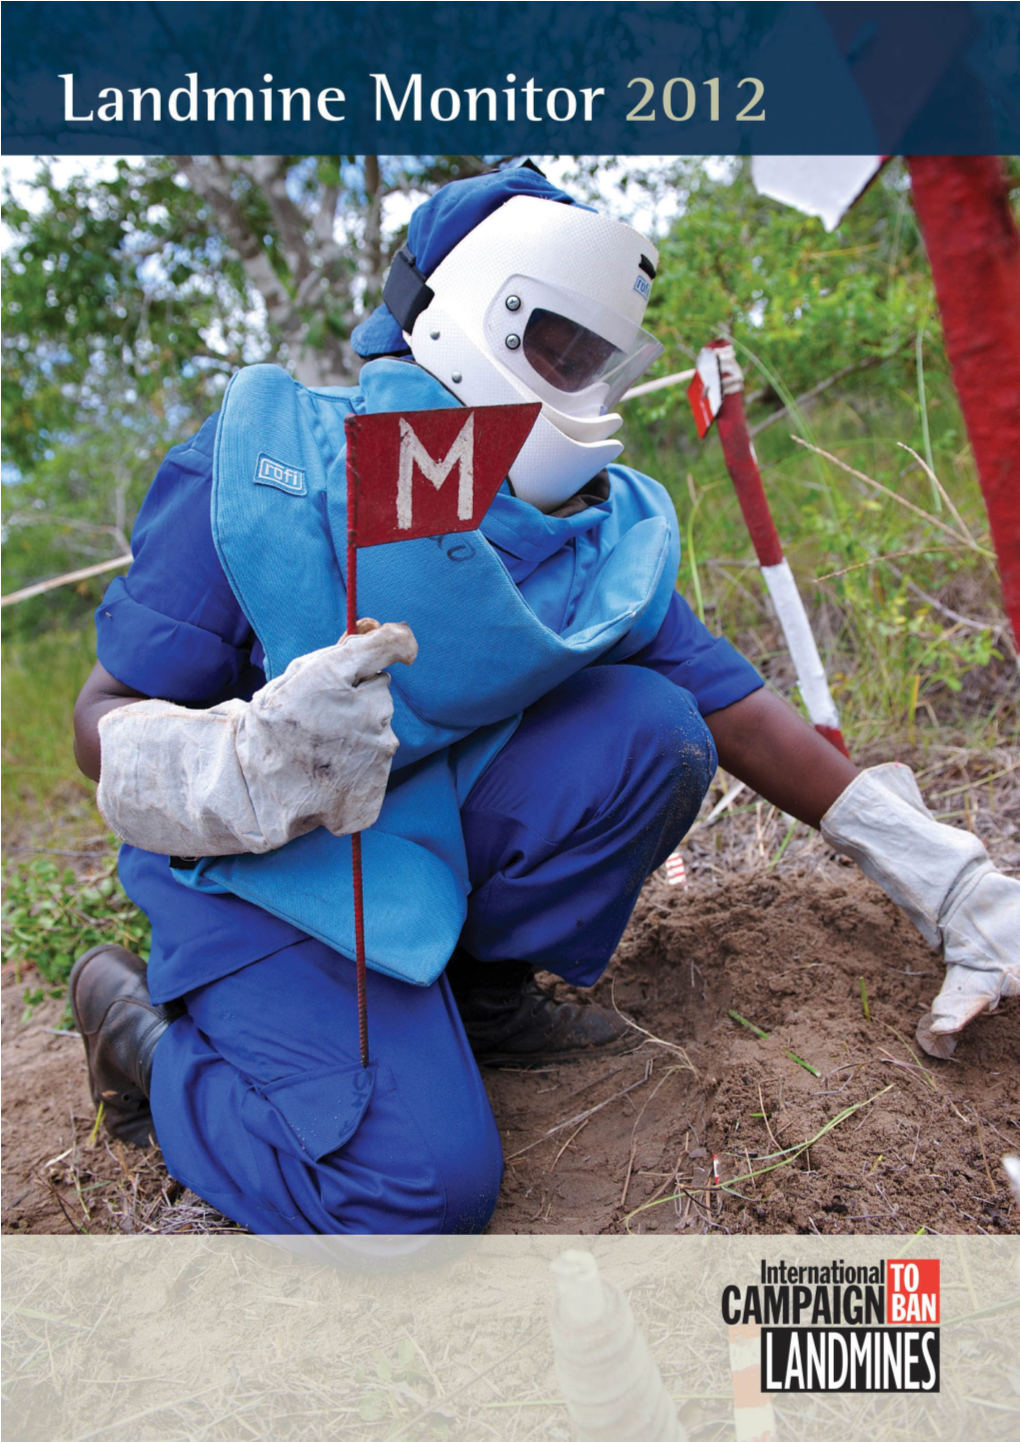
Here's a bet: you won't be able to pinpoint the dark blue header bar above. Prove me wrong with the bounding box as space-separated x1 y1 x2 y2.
2 2 1018 155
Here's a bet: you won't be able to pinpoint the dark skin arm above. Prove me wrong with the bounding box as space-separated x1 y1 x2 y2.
72 617 385 785
704 686 859 829
74 663 857 829
73 661 149 783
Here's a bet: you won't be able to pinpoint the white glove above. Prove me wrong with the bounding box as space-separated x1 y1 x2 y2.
97 621 417 857
715 342 745 396
821 763 1020 1054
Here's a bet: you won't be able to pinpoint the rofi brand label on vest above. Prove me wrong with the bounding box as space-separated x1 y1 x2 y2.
255 453 307 495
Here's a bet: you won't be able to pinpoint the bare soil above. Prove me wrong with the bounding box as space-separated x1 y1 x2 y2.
493 864 1020 1236
4 854 1018 1238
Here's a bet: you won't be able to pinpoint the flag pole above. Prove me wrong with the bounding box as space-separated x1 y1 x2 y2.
345 424 370 1069
339 399 539 1068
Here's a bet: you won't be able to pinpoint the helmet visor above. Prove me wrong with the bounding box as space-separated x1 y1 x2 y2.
522 308 664 409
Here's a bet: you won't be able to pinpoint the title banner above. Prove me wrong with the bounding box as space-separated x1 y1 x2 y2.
2 1 1019 156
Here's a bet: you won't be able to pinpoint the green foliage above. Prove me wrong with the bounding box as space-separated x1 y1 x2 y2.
1 154 490 471
592 153 1017 752
1 156 249 626
2 628 98 822
2 155 1016 769
610 157 937 401
2 436 155 641
2 855 151 1023
1 154 491 630
2 626 148 1018
2 157 238 472
789 459 1002 742
3 154 1013 1035
623 368 1010 751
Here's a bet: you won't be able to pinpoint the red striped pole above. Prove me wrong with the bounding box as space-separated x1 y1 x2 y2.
706 339 851 758
907 156 1020 649
744 155 1020 650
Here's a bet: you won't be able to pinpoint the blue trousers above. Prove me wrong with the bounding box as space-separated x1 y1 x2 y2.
150 667 717 1234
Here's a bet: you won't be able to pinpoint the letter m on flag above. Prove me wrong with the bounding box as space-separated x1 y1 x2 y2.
345 402 540 547
397 413 474 530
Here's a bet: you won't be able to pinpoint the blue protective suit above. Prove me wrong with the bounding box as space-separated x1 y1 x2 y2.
96 360 763 1235
184 360 681 983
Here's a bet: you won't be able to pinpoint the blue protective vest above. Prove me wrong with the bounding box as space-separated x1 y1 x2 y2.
176 361 680 984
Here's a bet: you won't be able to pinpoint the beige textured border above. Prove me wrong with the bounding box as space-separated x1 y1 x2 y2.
3 1234 1017 1439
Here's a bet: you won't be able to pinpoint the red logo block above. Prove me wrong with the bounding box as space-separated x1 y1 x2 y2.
886 1260 940 1325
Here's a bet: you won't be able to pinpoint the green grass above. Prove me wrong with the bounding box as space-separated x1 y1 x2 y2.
623 373 1014 754
2 627 98 828
2 629 152 1017
3 854 151 1022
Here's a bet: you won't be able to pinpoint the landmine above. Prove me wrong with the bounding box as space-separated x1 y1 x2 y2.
550 1248 684 1441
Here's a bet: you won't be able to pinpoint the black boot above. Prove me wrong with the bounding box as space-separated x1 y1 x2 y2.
69 945 182 1148
446 952 639 1068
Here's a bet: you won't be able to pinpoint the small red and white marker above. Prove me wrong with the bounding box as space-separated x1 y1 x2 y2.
664 849 688 887
729 1323 778 1442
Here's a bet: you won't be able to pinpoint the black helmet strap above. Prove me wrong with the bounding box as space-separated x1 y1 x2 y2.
382 247 435 334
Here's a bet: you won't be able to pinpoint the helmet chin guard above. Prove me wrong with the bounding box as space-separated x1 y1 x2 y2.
404 196 662 512
411 307 625 509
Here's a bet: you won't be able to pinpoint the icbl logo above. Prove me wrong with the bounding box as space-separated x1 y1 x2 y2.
633 274 651 299
887 1260 940 1324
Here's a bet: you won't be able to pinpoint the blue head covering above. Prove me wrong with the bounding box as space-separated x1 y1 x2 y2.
351 168 580 359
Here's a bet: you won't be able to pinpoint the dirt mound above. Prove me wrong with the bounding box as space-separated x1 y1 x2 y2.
489 865 1019 1235
3 864 1018 1236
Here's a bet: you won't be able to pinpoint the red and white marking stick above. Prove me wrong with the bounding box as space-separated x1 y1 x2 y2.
689 342 850 757
728 1324 778 1442
664 850 687 887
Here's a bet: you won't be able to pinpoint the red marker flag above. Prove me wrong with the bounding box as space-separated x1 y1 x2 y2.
342 401 540 1069
345 402 541 549
687 347 723 440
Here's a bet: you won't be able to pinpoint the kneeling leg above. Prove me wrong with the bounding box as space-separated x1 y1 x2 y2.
461 665 717 986
150 938 503 1235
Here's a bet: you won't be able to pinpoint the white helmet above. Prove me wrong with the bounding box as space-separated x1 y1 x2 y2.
390 196 663 511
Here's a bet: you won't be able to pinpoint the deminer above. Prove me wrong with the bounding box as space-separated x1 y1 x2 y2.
71 167 1018 1235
